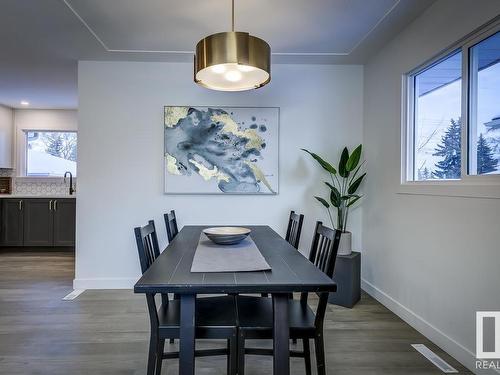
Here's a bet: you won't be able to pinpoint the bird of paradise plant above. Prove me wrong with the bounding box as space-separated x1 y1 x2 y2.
302 145 365 232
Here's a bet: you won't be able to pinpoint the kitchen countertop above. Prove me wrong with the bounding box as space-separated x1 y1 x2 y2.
0 195 76 199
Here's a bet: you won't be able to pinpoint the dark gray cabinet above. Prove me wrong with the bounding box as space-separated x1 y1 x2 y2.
53 199 76 246
23 199 53 246
1 198 75 247
1 199 24 246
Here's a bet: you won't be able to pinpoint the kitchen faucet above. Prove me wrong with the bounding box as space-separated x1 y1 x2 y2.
64 171 76 195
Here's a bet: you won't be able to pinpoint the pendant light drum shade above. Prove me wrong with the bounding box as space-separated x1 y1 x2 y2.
194 31 271 91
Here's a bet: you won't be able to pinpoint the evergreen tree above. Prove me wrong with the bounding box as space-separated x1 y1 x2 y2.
477 133 498 174
44 133 64 158
433 118 461 179
418 167 432 180
422 167 431 180
42 132 77 161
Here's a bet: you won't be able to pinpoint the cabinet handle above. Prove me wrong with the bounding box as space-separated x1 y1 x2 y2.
49 200 52 211
18 200 22 211
54 200 57 211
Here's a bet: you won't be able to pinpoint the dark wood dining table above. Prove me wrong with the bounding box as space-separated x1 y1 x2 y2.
134 225 337 375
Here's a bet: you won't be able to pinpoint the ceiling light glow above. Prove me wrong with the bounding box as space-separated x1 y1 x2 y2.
225 70 242 82
211 65 226 74
237 64 256 72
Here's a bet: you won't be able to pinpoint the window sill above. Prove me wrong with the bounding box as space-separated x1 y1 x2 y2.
398 181 500 199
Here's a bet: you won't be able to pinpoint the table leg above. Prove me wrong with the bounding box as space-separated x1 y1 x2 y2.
179 294 196 375
272 293 290 375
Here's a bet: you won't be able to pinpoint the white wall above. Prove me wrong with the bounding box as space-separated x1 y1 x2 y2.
362 1 500 373
0 105 14 168
76 61 364 289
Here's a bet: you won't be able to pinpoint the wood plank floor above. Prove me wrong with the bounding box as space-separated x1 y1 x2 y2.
0 250 472 375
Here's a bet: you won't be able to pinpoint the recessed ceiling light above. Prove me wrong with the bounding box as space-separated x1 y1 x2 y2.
20 101 29 106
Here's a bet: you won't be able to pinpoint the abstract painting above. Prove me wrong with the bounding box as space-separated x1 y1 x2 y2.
164 106 279 194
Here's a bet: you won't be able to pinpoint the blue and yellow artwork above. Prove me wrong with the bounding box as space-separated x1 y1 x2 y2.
164 106 279 194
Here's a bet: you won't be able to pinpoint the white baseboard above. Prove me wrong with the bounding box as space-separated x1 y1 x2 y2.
73 277 137 289
361 278 494 375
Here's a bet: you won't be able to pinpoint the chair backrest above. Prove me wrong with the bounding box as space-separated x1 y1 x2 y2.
285 210 304 249
134 221 168 329
302 221 341 329
308 221 341 278
134 220 161 274
164 210 179 242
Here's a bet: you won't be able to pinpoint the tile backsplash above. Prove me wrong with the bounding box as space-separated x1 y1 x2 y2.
0 169 75 196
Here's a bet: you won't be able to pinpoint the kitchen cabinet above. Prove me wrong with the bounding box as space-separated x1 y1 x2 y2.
1 199 24 246
0 105 13 168
53 199 76 246
23 199 53 246
1 198 76 247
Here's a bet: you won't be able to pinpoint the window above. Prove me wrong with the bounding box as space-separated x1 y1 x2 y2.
468 31 500 175
404 18 500 183
412 51 462 181
25 131 77 177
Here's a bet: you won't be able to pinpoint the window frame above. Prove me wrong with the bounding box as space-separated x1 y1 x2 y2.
463 22 500 180
402 16 500 187
22 129 77 178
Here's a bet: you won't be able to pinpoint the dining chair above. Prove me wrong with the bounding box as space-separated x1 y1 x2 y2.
164 210 179 242
236 221 341 375
163 210 181 316
285 210 304 250
134 220 238 375
261 210 304 303
285 210 304 344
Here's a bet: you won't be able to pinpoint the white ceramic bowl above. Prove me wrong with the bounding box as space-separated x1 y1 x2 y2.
203 227 251 245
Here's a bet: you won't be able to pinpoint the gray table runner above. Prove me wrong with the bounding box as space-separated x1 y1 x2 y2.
190 233 271 273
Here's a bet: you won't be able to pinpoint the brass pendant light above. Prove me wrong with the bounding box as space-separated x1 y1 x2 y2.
194 0 271 91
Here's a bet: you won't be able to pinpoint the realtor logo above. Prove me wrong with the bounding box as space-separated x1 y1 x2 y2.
477 312 500 359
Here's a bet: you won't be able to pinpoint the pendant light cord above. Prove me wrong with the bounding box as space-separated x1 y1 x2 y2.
231 0 235 31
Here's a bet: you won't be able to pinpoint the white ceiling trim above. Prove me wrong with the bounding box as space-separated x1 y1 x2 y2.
346 0 400 54
63 0 110 51
63 0 399 56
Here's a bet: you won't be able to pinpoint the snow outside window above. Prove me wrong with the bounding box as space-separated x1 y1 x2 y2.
25 131 77 177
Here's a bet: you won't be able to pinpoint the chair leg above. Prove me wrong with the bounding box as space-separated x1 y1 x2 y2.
155 339 165 375
147 333 157 375
314 334 326 375
169 294 178 344
227 335 237 375
238 332 246 375
289 293 297 345
303 338 312 375
227 339 230 375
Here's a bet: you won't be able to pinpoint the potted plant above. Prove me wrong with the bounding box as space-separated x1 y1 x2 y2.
302 145 365 255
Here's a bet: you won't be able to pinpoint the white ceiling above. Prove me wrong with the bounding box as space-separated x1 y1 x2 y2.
67 0 398 54
0 0 435 109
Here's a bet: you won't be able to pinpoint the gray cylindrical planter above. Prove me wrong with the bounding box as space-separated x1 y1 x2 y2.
337 231 352 256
